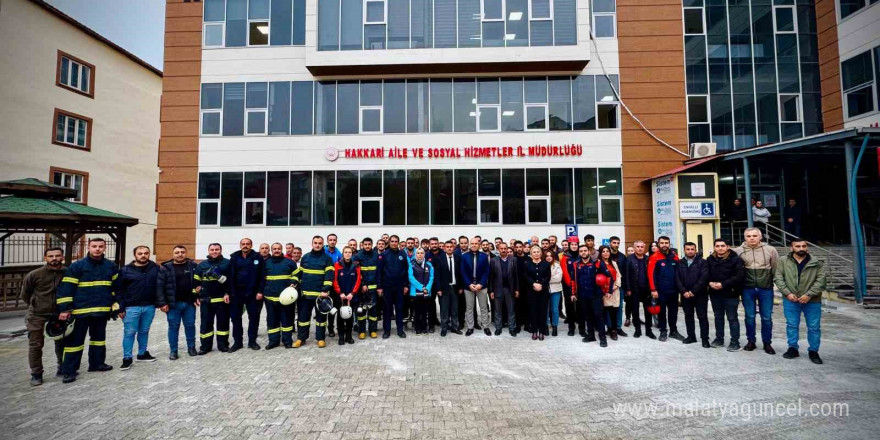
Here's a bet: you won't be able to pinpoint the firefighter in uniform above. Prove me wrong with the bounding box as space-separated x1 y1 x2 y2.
353 237 379 339
195 243 231 354
261 243 298 349
56 238 117 384
293 236 335 348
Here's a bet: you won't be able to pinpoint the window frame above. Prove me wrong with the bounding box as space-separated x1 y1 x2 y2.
247 20 271 46
56 50 95 98
49 166 89 204
772 5 797 35
477 197 502 225
364 0 388 25
682 7 705 36
592 12 616 39
360 197 384 225
476 104 501 132
778 93 802 123
52 108 92 151
203 22 226 47
840 49 879 121
243 198 266 225
524 103 549 132
529 0 553 21
837 0 875 22
199 200 221 226
200 83 224 137
360 106 384 133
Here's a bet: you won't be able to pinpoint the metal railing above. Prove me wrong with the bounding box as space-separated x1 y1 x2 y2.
864 224 880 247
0 235 116 267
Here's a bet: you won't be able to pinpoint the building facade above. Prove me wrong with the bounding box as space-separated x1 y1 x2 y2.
0 0 162 259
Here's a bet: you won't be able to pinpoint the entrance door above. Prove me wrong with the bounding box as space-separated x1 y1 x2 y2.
685 222 715 255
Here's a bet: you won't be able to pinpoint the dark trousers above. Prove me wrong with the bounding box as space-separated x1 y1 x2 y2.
200 300 230 351
382 285 405 334
230 294 262 346
26 314 63 376
296 296 327 342
624 292 637 320
337 313 353 339
604 307 618 333
579 293 606 341
493 289 516 332
413 294 429 332
710 294 741 343
265 300 294 345
528 291 549 335
657 293 679 334
563 290 583 332
61 315 107 375
458 288 467 329
516 287 529 330
682 294 710 341
438 285 459 331
365 290 379 333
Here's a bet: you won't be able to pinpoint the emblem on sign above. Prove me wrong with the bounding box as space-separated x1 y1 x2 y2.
325 147 339 161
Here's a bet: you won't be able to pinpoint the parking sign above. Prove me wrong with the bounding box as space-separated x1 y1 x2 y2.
565 224 578 239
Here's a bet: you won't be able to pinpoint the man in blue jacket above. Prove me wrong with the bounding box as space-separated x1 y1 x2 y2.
461 237 491 337
573 245 612 347
648 236 681 342
195 243 231 355
228 238 264 351
378 235 409 339
353 237 380 339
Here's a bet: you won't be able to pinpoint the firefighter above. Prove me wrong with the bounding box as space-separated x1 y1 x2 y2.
56 238 117 384
333 246 361 345
293 236 335 348
195 243 231 355
261 243 298 349
353 237 379 339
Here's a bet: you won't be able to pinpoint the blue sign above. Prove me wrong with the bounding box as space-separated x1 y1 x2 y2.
701 202 715 217
565 224 578 238
601 238 610 246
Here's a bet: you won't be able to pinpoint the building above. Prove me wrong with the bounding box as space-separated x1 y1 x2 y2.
0 0 163 260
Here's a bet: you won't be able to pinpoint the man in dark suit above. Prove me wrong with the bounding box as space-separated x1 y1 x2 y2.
434 240 462 336
461 237 491 336
488 242 519 336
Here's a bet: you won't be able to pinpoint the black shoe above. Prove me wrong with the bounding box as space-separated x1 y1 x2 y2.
441 330 447 337
56 366 63 377
88 363 113 372
169 351 179 360
382 332 391 339
474 323 482 330
397 331 406 338
702 340 711 348
581 337 590 343
136 351 157 362
121 358 133 370
466 329 474 336
764 344 776 355
727 342 741 352
711 339 724 348
248 343 261 351
808 350 823 364
585 335 596 343
62 373 77 384
229 343 243 353
495 329 502 336
484 328 492 336
429 326 435 333
783 347 799 359
197 348 212 355
450 329 462 335
328 329 336 338
579 329 587 338
617 329 628 337
339 338 345 346
188 347 198 357
567 327 575 336
265 343 279 350
634 328 642 338
669 331 684 341
659 333 668 342
600 340 608 348
346 335 355 344
218 346 229 353
510 330 517 337
551 326 558 337
283 343 292 349
743 341 757 351
682 337 697 344
645 331 657 340
30 374 43 386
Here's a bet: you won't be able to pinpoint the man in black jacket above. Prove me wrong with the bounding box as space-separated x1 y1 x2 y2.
706 238 746 352
625 241 651 338
158 245 199 359
676 242 710 347
229 238 265 351
609 236 628 336
116 245 165 370
488 243 519 337
434 240 462 337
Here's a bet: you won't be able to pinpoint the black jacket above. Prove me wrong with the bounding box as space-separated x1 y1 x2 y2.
675 255 710 296
488 256 519 296
706 252 746 298
116 260 164 310
158 259 198 305
229 250 264 298
625 254 650 296
610 250 628 292
432 252 461 293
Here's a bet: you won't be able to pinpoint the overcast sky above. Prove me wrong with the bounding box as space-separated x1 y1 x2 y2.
46 0 165 70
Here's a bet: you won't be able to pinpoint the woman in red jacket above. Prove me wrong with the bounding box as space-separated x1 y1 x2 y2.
333 247 361 346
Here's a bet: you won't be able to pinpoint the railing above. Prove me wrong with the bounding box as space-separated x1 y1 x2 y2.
864 224 880 247
0 236 116 267
0 265 39 311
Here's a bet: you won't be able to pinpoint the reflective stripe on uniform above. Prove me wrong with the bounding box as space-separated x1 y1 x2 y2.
324 266 334 272
200 331 214 338
266 275 292 280
112 273 119 281
298 321 310 327
367 284 377 290
193 275 202 281
357 316 367 321
89 340 106 346
78 281 112 287
281 326 293 332
72 307 111 314
301 268 323 275
315 322 327 327
63 345 84 353
210 297 225 303
215 330 230 336
265 296 280 302
56 297 73 304
302 290 321 296
267 327 281 334
323 281 333 286
368 316 378 321
360 266 376 271
62 277 79 284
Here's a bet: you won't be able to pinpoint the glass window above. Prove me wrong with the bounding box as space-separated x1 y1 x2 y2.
289 171 311 225
431 170 454 224
341 0 363 50
337 171 358 225
455 169 477 225
52 171 85 203
270 0 292 46
501 78 524 131
198 172 221 199
366 0 386 22
226 0 247 47
222 83 245 136
454 79 477 132
526 105 548 130
365 24 387 49
598 168 621 196
600 199 621 223
201 83 223 109
204 111 220 136
572 75 595 130
384 80 406 133
434 0 457 48
596 104 617 129
554 0 576 45
430 79 453 132
527 199 549 223
248 0 270 19
478 169 501 196
293 0 306 44
774 6 794 33
525 77 547 103
531 0 551 18
384 170 406 225
779 94 801 122
593 0 615 13
459 0 481 48
200 202 219 225
593 15 615 38
337 81 359 134
526 168 549 196
845 85 875 119
246 82 268 108
244 200 265 225
291 81 313 135
482 0 505 47
204 0 225 21
842 51 873 90
318 0 340 50
506 0 528 47
247 110 266 134
266 171 289 226
574 168 598 224
530 20 552 46
684 8 704 34
550 168 573 224
478 106 500 131
502 169 525 224
313 171 335 225
407 170 429 225
244 172 266 198
688 95 709 123
411 0 433 48
315 81 337 135
268 82 291 135
360 170 382 197
480 199 501 224
205 24 224 46
839 0 868 20
407 79 430 133
362 200 381 224
388 0 410 49
548 76 572 130
220 172 243 226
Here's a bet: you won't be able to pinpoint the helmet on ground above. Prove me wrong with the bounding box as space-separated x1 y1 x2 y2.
595 273 610 294
339 305 353 320
279 286 299 305
45 316 75 340
316 297 336 315
647 298 661 315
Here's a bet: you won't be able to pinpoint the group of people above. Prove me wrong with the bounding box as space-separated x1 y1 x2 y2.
725 197 803 237
20 228 826 387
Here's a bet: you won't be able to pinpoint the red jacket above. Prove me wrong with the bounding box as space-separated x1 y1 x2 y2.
647 250 679 292
333 260 362 296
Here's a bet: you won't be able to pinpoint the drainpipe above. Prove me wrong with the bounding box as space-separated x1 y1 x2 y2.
743 157 754 227
845 136 869 303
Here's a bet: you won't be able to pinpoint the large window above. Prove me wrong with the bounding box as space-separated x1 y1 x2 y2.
838 0 878 21
592 0 616 39
318 0 577 51
205 0 305 47
841 48 879 120
198 167 624 227
53 109 91 150
56 51 94 97
200 75 620 137
50 167 88 204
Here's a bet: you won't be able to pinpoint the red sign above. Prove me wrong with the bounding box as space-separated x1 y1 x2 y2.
339 144 584 160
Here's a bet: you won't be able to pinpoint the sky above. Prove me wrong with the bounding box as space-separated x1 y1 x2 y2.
46 0 166 71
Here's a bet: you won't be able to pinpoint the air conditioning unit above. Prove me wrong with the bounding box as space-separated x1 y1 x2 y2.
689 142 717 159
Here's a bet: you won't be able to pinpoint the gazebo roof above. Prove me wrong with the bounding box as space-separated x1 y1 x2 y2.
0 178 137 226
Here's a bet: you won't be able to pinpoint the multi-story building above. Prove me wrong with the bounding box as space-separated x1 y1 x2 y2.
0 0 163 259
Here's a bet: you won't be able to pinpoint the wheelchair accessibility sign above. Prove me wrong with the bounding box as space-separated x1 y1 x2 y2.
679 201 716 218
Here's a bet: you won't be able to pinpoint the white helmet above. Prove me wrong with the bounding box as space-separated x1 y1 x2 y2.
339 305 353 320
279 286 299 305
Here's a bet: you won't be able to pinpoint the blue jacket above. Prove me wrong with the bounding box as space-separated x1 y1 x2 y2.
261 256 298 300
648 251 679 296
353 249 379 291
378 248 410 289
229 250 264 298
408 259 434 297
324 246 342 264
333 260 362 304
295 249 334 297
572 258 612 297
115 260 164 310
195 256 231 302
56 256 119 318
460 251 489 288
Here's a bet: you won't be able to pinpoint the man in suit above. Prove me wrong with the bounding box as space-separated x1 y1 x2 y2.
461 237 491 336
488 242 519 336
434 240 463 337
